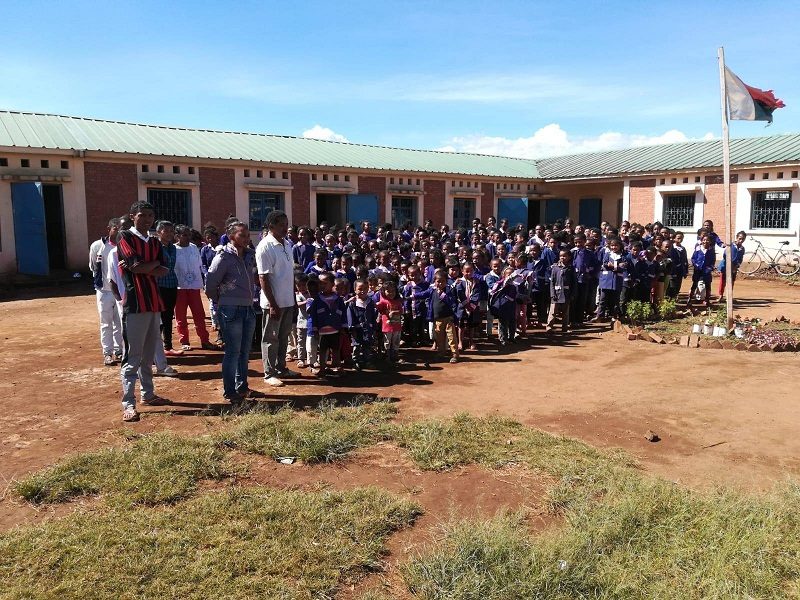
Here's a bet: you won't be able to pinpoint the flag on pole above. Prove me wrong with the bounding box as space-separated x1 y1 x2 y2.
724 67 785 123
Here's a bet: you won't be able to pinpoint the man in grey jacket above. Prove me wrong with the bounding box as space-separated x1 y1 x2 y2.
206 221 257 404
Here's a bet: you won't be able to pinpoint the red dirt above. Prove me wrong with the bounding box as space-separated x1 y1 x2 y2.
1 277 799 531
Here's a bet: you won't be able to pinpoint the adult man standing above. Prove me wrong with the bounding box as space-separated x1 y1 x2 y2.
256 210 300 387
89 218 123 366
116 201 171 422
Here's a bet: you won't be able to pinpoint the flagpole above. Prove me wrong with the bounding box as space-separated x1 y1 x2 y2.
717 47 735 330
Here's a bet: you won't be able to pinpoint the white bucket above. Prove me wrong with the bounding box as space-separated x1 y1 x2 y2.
692 324 702 334
703 324 713 335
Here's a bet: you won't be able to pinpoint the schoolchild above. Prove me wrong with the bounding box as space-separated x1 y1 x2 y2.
376 280 404 363
718 231 747 297
413 271 460 363
292 228 316 269
489 265 518 345
304 276 321 371
596 237 627 322
89 218 123 365
347 279 378 369
634 246 658 303
509 253 532 336
305 248 329 276
156 221 181 356
570 233 598 326
307 272 346 376
483 258 503 338
455 262 486 351
653 240 674 305
200 227 222 338
687 234 715 308
294 274 311 368
667 231 689 299
527 244 550 327
335 277 353 365
173 224 214 350
402 265 429 347
547 250 576 333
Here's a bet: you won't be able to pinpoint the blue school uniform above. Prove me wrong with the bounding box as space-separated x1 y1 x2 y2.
413 285 458 322
549 264 576 304
488 277 517 321
304 263 328 276
346 297 377 365
718 243 744 273
692 247 716 275
307 293 346 335
293 243 316 269
455 276 487 324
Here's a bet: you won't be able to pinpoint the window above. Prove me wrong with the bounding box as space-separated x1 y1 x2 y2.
751 190 791 229
157 165 164 173
662 194 695 228
60 160 69 169
257 170 263 178
249 191 284 232
21 159 30 168
188 166 195 175
0 158 7 167
453 198 476 230
244 169 250 177
141 164 149 173
173 166 180 174
148 188 191 226
41 160 49 168
391 196 416 229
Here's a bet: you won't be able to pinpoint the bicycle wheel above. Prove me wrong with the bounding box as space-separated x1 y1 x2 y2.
738 252 762 275
774 250 800 276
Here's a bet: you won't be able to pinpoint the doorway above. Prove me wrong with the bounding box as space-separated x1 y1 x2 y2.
10 182 66 275
497 197 528 230
316 194 346 228
545 198 569 224
579 198 602 228
527 200 542 226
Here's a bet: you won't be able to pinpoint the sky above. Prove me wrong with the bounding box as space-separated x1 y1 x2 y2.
2 0 800 159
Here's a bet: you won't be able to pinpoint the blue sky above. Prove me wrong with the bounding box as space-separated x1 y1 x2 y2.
2 0 799 157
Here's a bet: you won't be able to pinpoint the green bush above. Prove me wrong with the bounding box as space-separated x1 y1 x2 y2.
626 300 654 324
656 297 678 320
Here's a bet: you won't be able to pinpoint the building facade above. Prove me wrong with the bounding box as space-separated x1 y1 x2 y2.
1 111 799 275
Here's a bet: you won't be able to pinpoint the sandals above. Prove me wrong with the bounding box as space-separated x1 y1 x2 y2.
122 408 140 422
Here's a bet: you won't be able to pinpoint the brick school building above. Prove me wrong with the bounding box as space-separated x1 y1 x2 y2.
1 110 798 275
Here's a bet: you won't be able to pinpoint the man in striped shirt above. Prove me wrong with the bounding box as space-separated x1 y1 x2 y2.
117 201 170 422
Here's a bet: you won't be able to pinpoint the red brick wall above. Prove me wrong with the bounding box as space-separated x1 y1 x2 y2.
198 167 235 230
84 161 138 241
628 178 656 225
358 176 387 225
702 174 738 237
424 179 446 226
481 182 494 222
291 172 311 227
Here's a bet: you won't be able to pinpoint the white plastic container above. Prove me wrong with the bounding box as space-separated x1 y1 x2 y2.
692 323 702 334
734 325 744 339
713 326 726 337
703 321 713 336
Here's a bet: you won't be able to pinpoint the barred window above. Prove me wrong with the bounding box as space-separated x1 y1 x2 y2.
662 194 694 228
751 190 791 229
391 196 416 229
249 191 283 232
148 188 191 226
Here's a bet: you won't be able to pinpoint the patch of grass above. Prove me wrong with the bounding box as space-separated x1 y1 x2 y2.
392 413 631 512
403 478 800 599
222 401 397 463
0 486 421 599
15 432 229 505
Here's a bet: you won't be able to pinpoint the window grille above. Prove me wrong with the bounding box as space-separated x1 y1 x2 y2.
249 191 283 232
148 188 191 226
751 190 791 229
662 194 694 228
391 196 416 229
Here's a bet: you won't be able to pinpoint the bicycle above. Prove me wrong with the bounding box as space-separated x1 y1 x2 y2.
738 237 800 277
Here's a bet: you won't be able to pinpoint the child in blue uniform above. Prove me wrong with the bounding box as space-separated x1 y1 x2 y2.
413 271 460 363
346 279 378 370
547 250 576 332
489 265 518 345
687 234 715 308
307 272 346 376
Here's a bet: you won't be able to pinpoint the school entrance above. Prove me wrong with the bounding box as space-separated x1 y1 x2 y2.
10 182 66 276
316 193 378 229
497 197 528 229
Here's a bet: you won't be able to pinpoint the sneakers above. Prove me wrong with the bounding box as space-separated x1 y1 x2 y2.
264 376 284 387
114 351 123 361
449 356 459 364
296 360 307 369
122 408 140 422
278 369 301 379
103 354 116 366
181 344 192 351
164 348 184 357
154 366 178 377
140 395 171 406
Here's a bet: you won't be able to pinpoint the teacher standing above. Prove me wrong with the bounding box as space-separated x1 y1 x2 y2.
255 210 300 387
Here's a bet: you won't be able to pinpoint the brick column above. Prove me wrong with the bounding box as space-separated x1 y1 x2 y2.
628 179 657 224
199 167 236 230
84 162 138 240
480 182 494 222
291 172 311 227
423 179 446 226
702 174 738 235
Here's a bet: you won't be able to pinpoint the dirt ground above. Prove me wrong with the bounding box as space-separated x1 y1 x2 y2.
1 277 799 536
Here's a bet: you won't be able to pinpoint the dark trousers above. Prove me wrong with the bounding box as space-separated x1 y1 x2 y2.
532 290 549 324
571 281 590 324
597 288 621 319
666 275 683 299
403 313 428 346
159 286 178 349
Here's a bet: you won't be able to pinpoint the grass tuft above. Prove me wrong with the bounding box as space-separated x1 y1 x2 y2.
15 432 229 505
403 478 800 599
222 401 397 463
0 486 421 599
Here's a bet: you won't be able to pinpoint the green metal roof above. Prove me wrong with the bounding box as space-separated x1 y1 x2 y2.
536 133 800 180
0 111 540 179
2 110 800 181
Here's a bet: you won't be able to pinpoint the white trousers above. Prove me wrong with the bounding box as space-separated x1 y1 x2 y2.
97 290 123 356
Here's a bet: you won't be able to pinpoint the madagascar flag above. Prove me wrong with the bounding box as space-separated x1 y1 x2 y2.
725 67 785 123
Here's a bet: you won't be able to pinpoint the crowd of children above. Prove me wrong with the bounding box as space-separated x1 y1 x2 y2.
91 208 745 418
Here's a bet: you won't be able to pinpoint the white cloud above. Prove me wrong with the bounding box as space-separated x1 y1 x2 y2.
302 125 349 143
437 124 717 159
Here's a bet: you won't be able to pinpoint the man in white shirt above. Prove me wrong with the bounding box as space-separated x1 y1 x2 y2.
255 210 300 386
89 218 123 366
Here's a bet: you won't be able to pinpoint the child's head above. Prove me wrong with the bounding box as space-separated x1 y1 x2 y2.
490 258 502 274
462 262 475 279
701 234 713 249
157 221 175 244
514 253 527 268
530 243 542 258
203 227 220 246
559 250 572 265
306 275 320 297
608 238 622 253
703 219 715 232
319 272 335 294
314 248 328 266
367 275 379 292
408 265 421 283
383 280 398 299
630 241 643 255
295 273 309 295
433 272 448 292
547 237 558 250
645 246 658 260
674 232 684 244
736 231 747 245
334 277 349 297
331 256 342 272
502 265 515 278
573 232 586 248
354 279 369 300
446 259 461 280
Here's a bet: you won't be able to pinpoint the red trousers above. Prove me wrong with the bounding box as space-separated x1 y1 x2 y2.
175 289 210 345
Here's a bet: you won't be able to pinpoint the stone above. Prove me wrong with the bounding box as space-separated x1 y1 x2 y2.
688 334 700 348
708 339 723 350
720 340 735 350
613 320 623 333
623 324 634 335
648 332 665 344
638 331 650 342
627 333 638 341
747 344 760 352
679 335 690 347
645 430 660 442
735 342 747 351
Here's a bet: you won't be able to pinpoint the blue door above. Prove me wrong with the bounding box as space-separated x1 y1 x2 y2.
346 194 378 229
579 198 602 228
497 197 529 229
545 198 569 224
11 182 49 276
